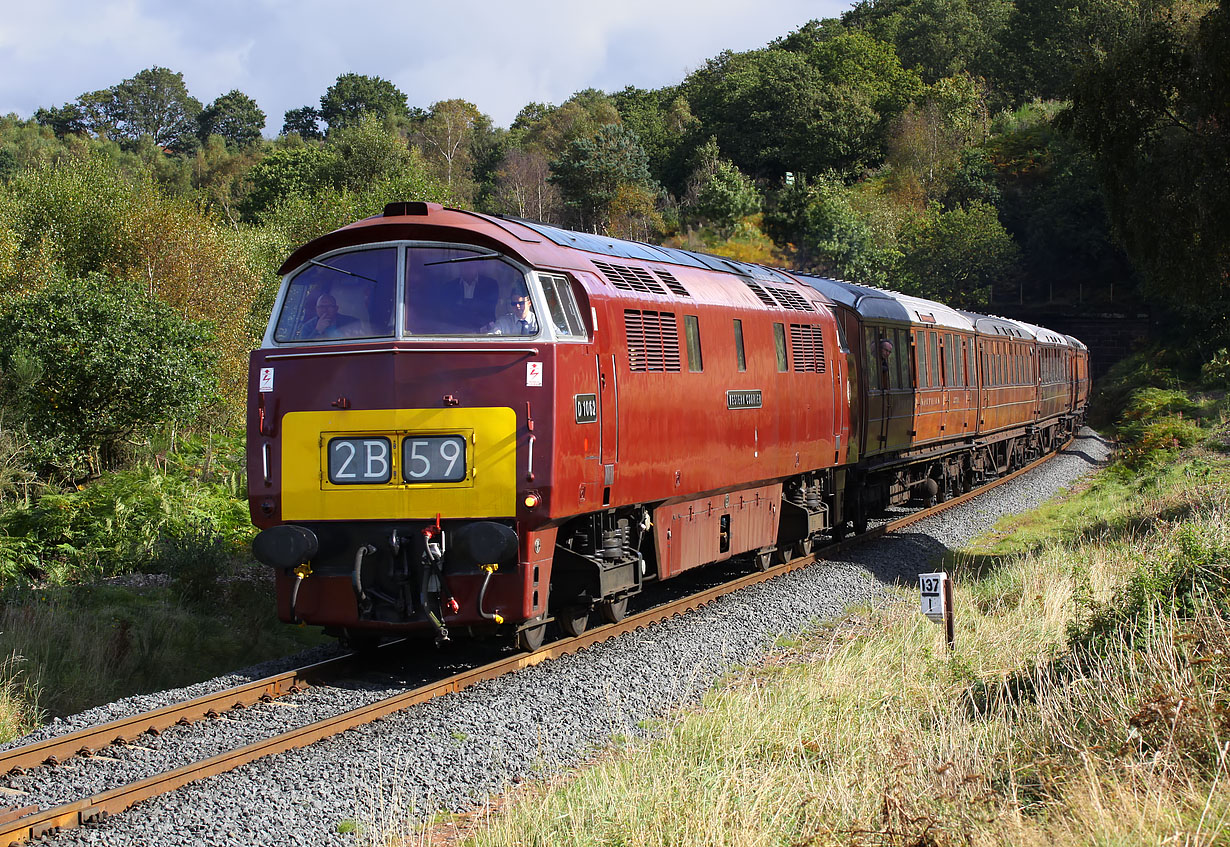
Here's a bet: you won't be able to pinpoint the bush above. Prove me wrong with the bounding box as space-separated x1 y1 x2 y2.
0 274 218 476
0 435 252 584
154 524 237 609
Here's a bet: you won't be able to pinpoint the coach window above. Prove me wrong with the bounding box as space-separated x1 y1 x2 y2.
924 331 934 388
734 319 747 372
898 329 912 389
774 323 788 372
685 315 703 372
921 333 934 388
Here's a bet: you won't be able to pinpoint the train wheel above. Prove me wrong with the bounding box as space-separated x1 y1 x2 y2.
516 616 548 652
755 548 775 571
559 605 591 638
340 628 382 654
598 596 629 624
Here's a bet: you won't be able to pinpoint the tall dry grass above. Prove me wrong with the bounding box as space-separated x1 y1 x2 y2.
361 459 1230 846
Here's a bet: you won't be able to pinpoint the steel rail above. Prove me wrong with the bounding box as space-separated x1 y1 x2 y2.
0 652 364 775
0 441 1072 846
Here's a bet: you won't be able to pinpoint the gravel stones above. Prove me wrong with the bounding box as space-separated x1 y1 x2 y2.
8 429 1112 846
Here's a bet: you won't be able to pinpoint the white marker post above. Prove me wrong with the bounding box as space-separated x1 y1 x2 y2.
919 572 955 649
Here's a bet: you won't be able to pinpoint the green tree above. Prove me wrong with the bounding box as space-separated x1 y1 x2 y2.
319 73 409 131
885 72 990 204
895 200 1019 307
108 67 202 152
281 106 323 140
612 86 700 195
241 145 337 219
1067 0 1230 328
0 275 217 474
764 175 898 285
36 68 202 153
684 37 920 180
550 124 659 232
411 99 489 202
196 90 265 148
3 155 145 287
681 138 761 234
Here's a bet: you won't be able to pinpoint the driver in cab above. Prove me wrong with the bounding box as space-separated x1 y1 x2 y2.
488 293 539 336
303 293 359 339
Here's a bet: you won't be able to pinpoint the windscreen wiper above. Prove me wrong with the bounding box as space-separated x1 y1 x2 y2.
423 251 501 266
308 259 381 284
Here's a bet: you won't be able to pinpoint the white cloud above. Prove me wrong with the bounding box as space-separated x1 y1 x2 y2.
0 0 851 130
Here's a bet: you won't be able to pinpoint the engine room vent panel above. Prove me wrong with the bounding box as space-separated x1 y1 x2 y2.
594 260 677 297
624 310 682 372
652 269 690 297
769 286 816 312
743 279 814 312
743 279 778 308
790 324 827 372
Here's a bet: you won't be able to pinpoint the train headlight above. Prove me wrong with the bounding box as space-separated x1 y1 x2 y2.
523 492 541 509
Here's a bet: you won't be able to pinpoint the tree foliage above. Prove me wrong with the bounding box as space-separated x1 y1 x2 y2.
684 36 921 180
1067 0 1230 328
281 106 324 140
0 275 217 474
550 123 659 232
37 68 203 154
681 138 761 234
196 90 265 148
319 73 409 130
895 200 1019 307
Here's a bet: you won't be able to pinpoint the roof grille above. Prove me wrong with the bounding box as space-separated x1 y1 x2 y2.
743 280 778 308
624 310 681 372
653 269 690 297
790 324 826 373
744 279 814 311
594 261 669 296
769 286 815 312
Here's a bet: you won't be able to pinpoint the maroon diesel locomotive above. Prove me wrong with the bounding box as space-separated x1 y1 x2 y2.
247 202 1088 650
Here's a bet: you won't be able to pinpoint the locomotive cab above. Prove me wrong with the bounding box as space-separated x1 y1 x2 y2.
248 222 589 646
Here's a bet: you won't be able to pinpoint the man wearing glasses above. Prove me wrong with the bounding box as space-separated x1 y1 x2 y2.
489 292 539 336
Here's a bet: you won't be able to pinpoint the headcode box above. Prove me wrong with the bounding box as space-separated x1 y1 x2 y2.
919 572 948 624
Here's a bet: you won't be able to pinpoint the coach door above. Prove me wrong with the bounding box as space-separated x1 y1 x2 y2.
865 326 890 453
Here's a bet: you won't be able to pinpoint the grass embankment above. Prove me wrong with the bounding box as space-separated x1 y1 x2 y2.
0 432 328 739
412 412 1230 844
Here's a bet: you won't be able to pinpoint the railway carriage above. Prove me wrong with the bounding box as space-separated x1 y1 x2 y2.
247 202 1087 650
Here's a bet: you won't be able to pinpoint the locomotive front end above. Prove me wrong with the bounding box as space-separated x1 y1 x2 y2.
247 211 586 645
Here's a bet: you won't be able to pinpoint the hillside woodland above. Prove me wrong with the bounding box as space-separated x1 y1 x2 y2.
0 0 1226 723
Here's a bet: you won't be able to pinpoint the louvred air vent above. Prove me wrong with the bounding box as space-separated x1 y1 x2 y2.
624 310 681 372
653 269 690 296
790 324 826 373
743 279 814 311
594 261 667 295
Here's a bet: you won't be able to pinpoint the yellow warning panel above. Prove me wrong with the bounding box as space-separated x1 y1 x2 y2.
280 407 518 520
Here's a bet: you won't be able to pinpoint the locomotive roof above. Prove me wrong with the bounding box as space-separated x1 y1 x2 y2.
278 203 804 290
794 276 974 331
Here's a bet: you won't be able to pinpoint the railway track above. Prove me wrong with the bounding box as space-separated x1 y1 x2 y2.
0 445 1068 846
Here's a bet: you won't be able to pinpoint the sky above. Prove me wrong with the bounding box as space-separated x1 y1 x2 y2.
0 0 855 133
